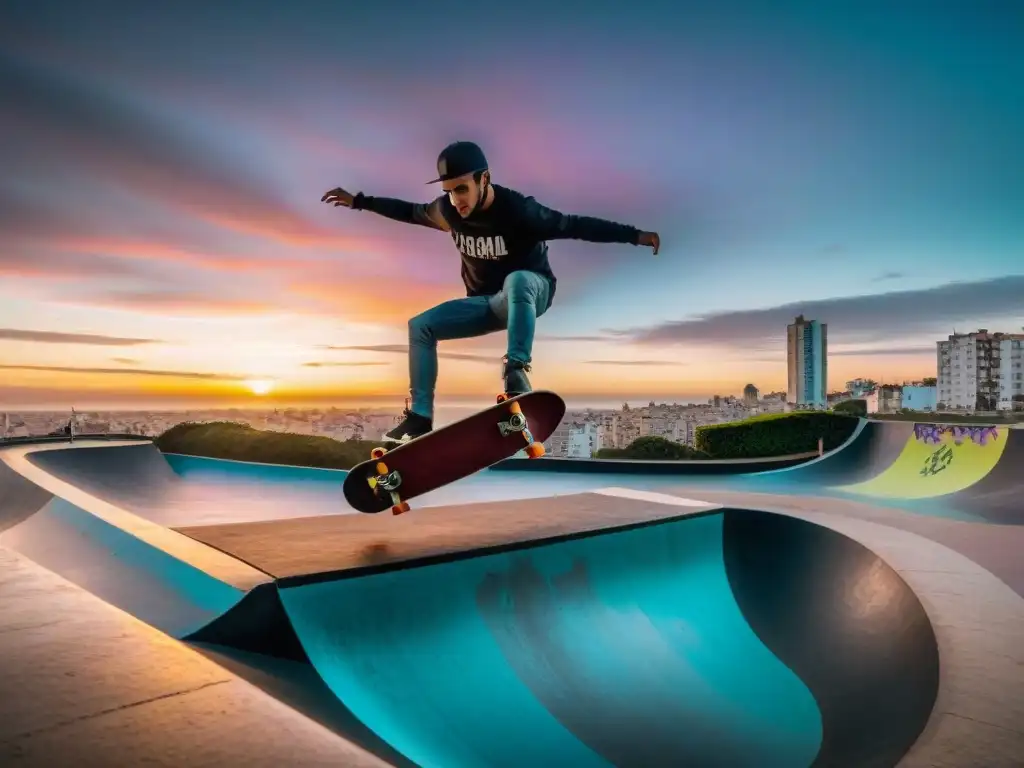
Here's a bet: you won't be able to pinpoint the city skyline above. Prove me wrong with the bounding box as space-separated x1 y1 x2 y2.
3 4 1023 410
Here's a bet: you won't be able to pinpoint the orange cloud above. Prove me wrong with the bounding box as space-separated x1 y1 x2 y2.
177 204 394 254
46 236 268 273
0 249 151 281
302 361 391 367
0 363 254 381
286 274 457 323
319 343 500 363
0 328 160 346
53 290 282 317
30 221 417 286
583 360 688 366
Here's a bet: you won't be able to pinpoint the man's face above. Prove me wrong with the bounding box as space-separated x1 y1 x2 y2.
442 172 484 217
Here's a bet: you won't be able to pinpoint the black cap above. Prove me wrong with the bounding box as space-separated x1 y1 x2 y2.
427 141 488 183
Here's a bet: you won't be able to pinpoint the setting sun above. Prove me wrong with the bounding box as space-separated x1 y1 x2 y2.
246 379 275 396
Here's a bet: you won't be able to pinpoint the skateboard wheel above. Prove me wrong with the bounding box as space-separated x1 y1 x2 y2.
392 501 411 515
375 461 389 475
525 443 545 458
509 401 522 415
370 447 387 459
496 393 509 403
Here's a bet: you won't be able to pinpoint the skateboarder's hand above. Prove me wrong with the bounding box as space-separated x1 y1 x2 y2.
638 231 660 255
321 187 355 207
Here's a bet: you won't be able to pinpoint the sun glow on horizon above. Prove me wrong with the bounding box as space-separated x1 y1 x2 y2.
246 378 275 396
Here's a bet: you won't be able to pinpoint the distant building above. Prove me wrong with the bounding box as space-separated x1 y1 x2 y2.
787 314 828 408
827 391 853 407
758 393 787 414
742 384 759 406
865 385 903 414
566 422 602 458
845 378 875 397
998 336 1024 410
902 385 937 412
937 329 1024 410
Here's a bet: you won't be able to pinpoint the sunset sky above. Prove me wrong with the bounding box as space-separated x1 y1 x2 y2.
2 2 1022 411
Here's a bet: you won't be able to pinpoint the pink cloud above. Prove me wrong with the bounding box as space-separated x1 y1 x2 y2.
0 249 154 281
53 289 283 317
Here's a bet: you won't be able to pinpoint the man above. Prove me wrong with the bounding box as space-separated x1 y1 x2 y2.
321 140 660 442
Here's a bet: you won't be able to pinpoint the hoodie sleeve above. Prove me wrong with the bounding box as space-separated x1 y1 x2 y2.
351 193 449 231
517 195 640 244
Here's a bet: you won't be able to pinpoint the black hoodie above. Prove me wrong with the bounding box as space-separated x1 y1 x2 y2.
351 184 641 303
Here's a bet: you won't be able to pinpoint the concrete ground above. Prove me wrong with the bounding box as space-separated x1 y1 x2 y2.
0 546 389 767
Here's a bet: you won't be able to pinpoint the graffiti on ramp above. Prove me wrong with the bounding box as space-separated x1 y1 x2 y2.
835 424 1008 500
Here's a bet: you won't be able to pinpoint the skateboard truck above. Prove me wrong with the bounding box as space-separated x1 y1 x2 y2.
367 447 411 515
495 395 546 458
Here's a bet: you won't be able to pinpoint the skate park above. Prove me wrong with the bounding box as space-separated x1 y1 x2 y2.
1 417 1022 766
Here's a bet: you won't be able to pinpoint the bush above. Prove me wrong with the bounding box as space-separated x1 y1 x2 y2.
154 420 391 469
594 447 628 458
833 399 867 418
595 435 710 460
695 411 859 459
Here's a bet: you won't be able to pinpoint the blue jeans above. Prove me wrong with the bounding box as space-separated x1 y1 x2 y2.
407 270 552 418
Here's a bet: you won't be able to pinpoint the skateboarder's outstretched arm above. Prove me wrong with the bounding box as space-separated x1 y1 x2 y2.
321 187 449 232
518 196 660 254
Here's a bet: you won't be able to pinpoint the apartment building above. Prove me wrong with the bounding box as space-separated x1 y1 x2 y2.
937 330 1024 410
998 335 1024 410
566 422 602 458
787 314 828 408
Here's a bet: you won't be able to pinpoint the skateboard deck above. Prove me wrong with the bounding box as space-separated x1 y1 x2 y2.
343 390 566 514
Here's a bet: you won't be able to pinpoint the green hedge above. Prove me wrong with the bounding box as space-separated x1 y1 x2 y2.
695 412 859 459
154 420 392 469
595 435 710 460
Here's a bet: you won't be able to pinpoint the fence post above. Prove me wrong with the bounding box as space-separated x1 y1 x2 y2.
818 437 823 456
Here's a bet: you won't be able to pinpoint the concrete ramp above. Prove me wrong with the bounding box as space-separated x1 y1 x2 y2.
0 441 277 647
0 457 53 533
24 441 183 507
733 420 1024 524
825 424 1023 523
18 440 350 527
268 506 939 768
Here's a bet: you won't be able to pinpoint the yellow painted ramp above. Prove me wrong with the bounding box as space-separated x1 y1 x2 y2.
836 424 1008 500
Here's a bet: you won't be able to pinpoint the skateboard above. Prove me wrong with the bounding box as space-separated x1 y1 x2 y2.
342 390 566 514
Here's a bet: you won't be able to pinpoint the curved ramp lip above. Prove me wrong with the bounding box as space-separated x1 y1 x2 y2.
0 440 268 591
489 452 820 474
749 416 872 477
161 450 349 474
589 486 719 506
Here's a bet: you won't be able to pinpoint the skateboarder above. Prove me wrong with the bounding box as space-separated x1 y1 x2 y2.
321 140 661 442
